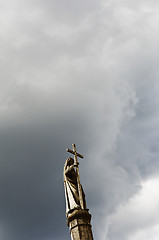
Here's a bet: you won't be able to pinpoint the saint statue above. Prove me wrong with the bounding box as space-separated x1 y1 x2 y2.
64 157 86 216
64 145 94 240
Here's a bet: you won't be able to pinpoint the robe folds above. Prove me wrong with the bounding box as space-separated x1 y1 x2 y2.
64 158 86 216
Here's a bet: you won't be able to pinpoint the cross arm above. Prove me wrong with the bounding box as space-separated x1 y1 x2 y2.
66 148 83 159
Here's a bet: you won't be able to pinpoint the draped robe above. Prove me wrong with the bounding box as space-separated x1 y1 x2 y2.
64 158 86 216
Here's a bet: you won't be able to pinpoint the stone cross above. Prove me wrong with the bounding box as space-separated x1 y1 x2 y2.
66 144 84 209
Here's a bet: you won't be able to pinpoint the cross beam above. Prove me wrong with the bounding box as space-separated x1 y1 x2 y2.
66 144 84 209
66 148 83 159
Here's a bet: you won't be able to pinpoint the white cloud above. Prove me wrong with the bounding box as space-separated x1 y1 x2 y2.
106 177 159 240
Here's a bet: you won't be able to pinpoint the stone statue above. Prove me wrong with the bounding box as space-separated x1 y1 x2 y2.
64 144 94 240
64 157 86 216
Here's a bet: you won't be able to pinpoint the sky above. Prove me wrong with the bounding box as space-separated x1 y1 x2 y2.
0 0 159 239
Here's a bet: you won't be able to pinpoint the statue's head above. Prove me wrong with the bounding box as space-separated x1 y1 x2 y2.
67 157 74 166
64 157 74 175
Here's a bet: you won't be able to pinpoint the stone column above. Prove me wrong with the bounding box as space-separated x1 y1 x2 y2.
67 209 94 240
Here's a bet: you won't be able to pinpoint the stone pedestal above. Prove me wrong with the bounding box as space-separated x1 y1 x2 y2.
67 209 94 240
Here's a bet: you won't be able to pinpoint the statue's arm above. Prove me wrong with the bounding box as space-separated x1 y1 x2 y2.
65 165 74 175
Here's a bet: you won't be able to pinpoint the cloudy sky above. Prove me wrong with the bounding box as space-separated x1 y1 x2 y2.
0 0 159 239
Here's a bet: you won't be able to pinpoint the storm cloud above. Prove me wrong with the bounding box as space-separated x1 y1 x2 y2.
0 0 159 239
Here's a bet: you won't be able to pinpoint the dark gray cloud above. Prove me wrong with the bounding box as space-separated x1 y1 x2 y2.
0 0 159 239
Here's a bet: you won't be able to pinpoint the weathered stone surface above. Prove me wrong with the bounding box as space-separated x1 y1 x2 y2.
64 144 94 240
67 209 94 240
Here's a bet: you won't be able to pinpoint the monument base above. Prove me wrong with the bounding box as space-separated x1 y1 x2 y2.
67 209 94 240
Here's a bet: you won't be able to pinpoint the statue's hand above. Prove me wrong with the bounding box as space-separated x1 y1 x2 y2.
74 162 79 167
